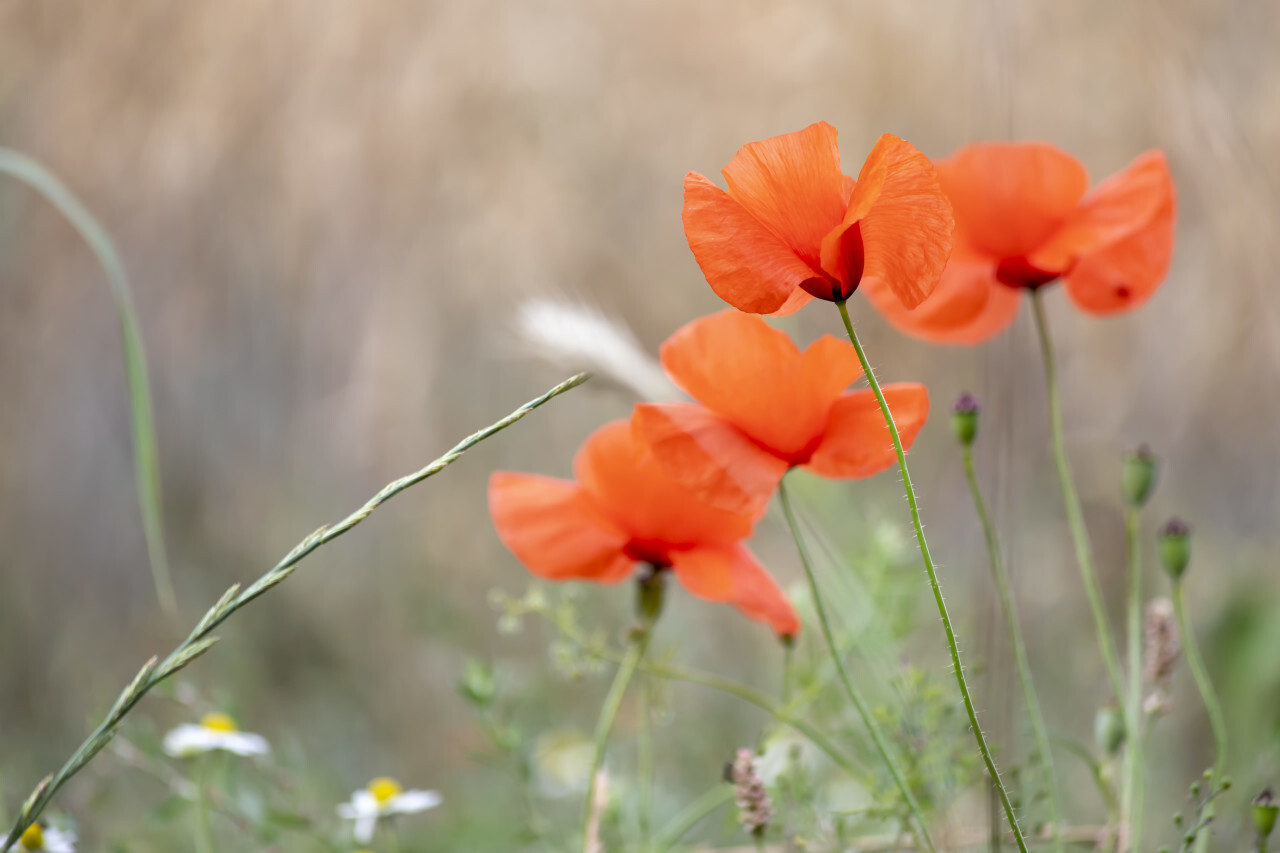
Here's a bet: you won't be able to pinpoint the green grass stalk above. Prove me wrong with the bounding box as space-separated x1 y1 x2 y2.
0 372 590 853
1120 509 1146 853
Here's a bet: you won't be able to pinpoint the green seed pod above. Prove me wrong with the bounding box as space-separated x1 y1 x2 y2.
1094 706 1126 757
636 566 666 624
1159 518 1191 581
1254 789 1278 840
951 393 979 446
1122 445 1158 508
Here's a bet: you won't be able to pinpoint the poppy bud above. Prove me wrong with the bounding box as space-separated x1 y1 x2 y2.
1255 789 1278 841
1159 518 1191 582
952 393 980 447
636 565 666 624
1122 445 1158 508
1094 706 1126 757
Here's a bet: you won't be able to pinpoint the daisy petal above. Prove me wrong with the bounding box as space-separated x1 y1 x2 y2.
488 473 633 582
683 173 827 314
391 790 443 814
633 402 788 519
805 385 929 479
829 134 954 307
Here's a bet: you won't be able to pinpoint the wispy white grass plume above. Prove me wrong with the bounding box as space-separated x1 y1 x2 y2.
515 298 680 402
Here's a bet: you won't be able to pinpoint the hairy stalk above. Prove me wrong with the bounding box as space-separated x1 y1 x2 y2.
653 786 735 852
1171 582 1227 777
0 373 590 853
778 478 936 853
1120 510 1145 853
1029 290 1124 702
0 148 174 618
836 299 1027 853
581 628 650 853
962 445 1063 852
638 665 655 850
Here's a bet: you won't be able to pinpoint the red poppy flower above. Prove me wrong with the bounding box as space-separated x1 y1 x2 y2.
632 311 929 519
489 419 799 636
682 122 954 316
863 143 1176 344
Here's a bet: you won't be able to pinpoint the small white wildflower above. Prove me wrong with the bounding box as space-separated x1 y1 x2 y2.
15 823 76 853
337 777 441 844
162 712 270 758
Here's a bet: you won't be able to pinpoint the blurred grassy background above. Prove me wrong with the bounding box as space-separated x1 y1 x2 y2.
1 0 1278 848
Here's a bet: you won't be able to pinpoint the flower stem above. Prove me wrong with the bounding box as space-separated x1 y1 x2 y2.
1120 509 1146 853
638 664 655 851
1028 289 1124 703
652 785 734 852
778 477 937 853
962 445 1063 853
1171 581 1227 778
194 755 215 853
835 298 1027 853
581 625 651 853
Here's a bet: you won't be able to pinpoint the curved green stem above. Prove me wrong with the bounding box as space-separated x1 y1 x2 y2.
1121 509 1145 853
0 149 174 619
638 665 655 851
581 629 649 853
836 299 1027 853
194 756 215 853
1171 582 1226 777
1029 289 1124 703
962 445 1063 852
778 477 936 853
652 785 734 852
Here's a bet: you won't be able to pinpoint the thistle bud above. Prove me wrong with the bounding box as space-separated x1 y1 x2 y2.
951 393 980 446
1122 445 1158 508
1159 518 1191 582
1094 706 1126 757
1255 789 1278 841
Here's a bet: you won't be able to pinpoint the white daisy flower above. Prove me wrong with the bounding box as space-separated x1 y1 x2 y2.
15 823 76 852
337 777 441 844
162 712 270 758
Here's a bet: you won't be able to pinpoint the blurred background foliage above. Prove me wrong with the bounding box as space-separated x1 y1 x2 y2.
0 1 1278 849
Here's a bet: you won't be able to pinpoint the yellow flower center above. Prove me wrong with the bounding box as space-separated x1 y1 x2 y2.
368 776 402 805
200 712 238 733
19 824 43 850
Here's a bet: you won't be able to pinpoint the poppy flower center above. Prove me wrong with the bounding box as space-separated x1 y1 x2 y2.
200 712 238 733
800 221 865 303
995 255 1061 290
624 540 672 568
368 777 403 805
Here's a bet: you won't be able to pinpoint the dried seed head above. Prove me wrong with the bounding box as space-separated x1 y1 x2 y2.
730 748 773 836
1143 597 1180 716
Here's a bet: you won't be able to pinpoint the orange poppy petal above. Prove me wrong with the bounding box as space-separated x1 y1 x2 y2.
805 385 929 479
683 173 826 314
720 121 850 268
574 419 754 548
669 545 800 636
488 472 634 583
863 260 1021 345
633 403 788 520
1032 150 1174 272
939 142 1088 260
659 311 851 456
1064 187 1175 314
825 134 954 308
767 286 814 317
